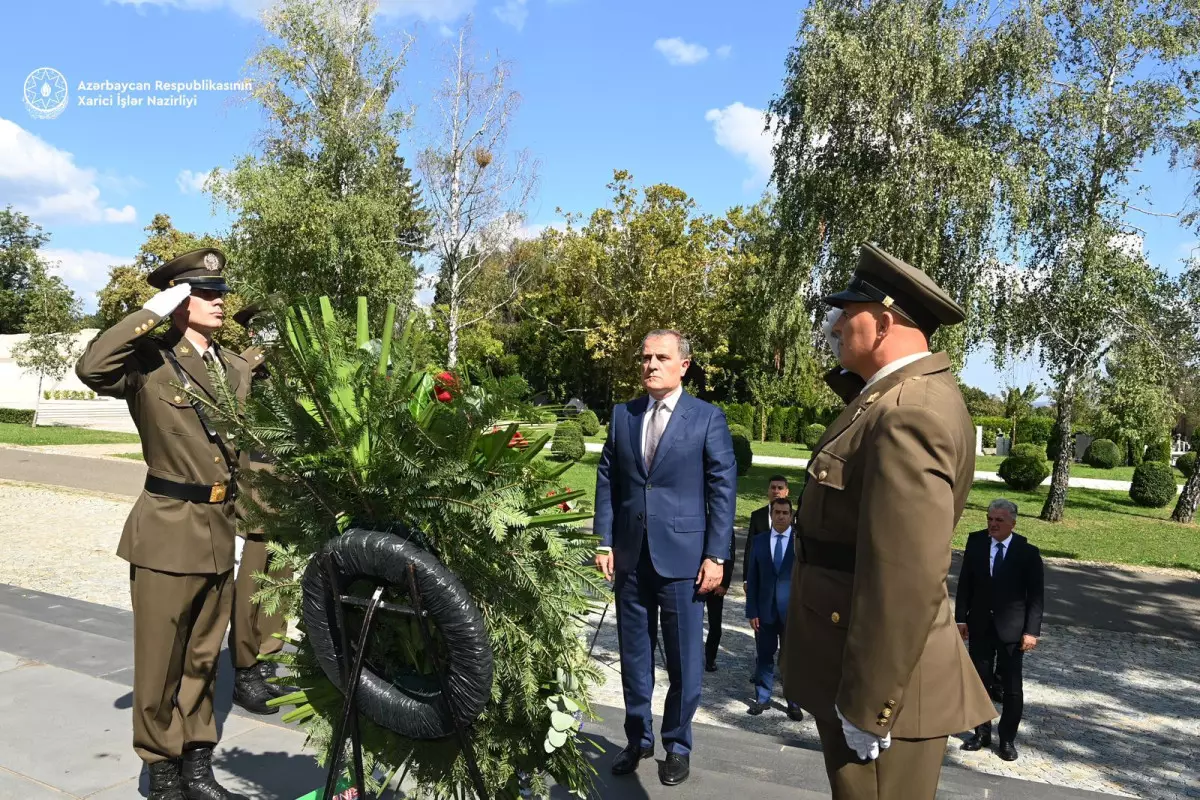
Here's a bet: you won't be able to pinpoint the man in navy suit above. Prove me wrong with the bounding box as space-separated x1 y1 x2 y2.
745 497 804 720
594 329 737 787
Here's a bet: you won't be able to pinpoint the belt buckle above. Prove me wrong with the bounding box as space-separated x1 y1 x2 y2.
209 482 227 503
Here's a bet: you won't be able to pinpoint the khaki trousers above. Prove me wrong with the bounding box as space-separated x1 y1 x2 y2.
229 537 287 669
815 718 948 800
130 567 232 764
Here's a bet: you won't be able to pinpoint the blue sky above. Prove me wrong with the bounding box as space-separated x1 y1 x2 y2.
1 0 1194 394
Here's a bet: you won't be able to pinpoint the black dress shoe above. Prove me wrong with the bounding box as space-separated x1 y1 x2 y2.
787 705 804 722
705 660 718 673
961 729 992 751
182 746 237 800
148 759 184 800
611 744 654 775
257 661 296 699
747 701 765 716
232 667 277 715
989 684 1004 702
998 741 1019 761
659 753 690 786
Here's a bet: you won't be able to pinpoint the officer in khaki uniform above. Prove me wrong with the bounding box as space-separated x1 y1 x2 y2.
780 243 994 799
76 248 249 800
227 300 291 714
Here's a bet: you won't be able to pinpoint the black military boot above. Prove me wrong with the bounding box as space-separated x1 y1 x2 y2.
257 660 296 699
148 759 184 800
232 666 277 714
181 746 236 800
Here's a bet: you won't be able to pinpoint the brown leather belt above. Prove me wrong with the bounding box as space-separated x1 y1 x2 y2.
145 475 235 504
797 536 856 574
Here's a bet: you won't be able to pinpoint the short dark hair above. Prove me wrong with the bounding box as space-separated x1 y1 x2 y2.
770 496 793 511
768 474 789 486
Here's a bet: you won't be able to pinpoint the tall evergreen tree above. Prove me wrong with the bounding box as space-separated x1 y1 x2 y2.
0 206 51 334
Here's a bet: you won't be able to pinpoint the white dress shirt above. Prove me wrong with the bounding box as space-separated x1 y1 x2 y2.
990 532 1013 576
770 526 793 570
861 351 932 393
640 383 684 464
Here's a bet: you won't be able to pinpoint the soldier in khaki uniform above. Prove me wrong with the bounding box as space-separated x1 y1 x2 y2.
780 243 994 799
76 248 249 800
227 300 291 714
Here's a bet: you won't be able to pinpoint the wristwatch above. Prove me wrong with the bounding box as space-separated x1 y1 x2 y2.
707 556 726 565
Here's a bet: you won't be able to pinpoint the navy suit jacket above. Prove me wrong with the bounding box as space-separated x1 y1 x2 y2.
593 391 737 580
745 529 794 626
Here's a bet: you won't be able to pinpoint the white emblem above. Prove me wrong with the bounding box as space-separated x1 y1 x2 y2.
203 253 220 271
23 67 68 120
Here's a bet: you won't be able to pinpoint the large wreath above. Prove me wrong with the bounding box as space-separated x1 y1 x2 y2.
206 297 606 798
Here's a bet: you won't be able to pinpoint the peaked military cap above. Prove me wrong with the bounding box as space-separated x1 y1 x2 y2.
823 242 965 335
146 248 231 293
232 292 285 328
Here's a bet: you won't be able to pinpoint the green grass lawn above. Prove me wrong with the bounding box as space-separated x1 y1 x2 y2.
114 452 145 461
974 455 1186 484
0 422 141 446
545 455 1199 572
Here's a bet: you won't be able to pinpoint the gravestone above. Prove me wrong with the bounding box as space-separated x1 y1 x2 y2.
1074 433 1093 462
975 425 984 456
996 434 1011 457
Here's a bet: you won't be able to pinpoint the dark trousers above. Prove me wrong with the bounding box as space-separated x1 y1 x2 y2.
816 720 947 800
704 592 724 665
753 619 782 704
228 537 288 669
615 548 704 756
969 624 1024 743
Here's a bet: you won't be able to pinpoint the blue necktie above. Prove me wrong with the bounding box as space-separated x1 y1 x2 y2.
773 533 785 574
992 542 1005 575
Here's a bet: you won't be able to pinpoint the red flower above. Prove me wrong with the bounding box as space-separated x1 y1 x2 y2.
507 431 529 449
433 371 458 403
558 501 571 512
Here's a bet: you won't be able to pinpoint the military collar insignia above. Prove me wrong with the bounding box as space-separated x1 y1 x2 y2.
179 345 191 355
864 391 880 404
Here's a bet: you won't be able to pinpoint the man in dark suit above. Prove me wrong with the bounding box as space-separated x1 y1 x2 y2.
745 497 803 720
955 498 1045 762
743 475 791 585
594 329 738 787
703 517 735 673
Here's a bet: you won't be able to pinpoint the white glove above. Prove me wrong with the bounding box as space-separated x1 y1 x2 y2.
821 308 843 362
142 283 192 317
257 324 278 345
836 706 891 761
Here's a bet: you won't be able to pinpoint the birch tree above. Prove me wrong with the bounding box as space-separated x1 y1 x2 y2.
419 21 536 368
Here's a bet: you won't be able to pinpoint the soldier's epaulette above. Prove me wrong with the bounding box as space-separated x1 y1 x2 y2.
896 374 931 407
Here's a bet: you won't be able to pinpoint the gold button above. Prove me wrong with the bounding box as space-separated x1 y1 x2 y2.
145 320 154 327
886 700 896 708
877 719 888 727
830 611 841 624
881 708 892 718
214 456 221 463
818 470 828 480
255 354 263 361
174 395 182 403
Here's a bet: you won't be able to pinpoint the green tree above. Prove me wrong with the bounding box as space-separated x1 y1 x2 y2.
960 383 1004 417
212 0 427 322
12 260 82 424
0 206 51 334
1001 383 1040 440
768 0 1052 365
996 0 1200 522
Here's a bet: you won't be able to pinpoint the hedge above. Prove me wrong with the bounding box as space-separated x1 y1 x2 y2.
577 409 601 437
1121 435 1144 467
1143 439 1172 463
0 408 36 425
766 407 787 442
730 429 753 477
1084 439 1120 469
1015 416 1054 446
998 454 1050 490
1129 462 1177 508
1175 451 1196 478
550 421 585 461
972 416 1010 448
717 402 828 444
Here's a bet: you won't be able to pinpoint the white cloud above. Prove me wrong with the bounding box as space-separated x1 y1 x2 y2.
716 44 732 59
0 117 138 225
704 102 777 189
654 37 709 66
493 0 528 30
176 168 215 195
41 248 127 307
107 0 475 21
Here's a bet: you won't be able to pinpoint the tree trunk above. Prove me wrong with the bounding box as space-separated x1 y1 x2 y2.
447 261 460 368
32 375 42 428
1172 469 1200 524
1040 383 1075 522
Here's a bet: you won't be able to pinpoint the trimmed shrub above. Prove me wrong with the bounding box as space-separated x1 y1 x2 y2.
1015 416 1054 446
1122 435 1144 467
972 416 1010 449
779 407 800 443
731 430 753 477
766 407 787 442
803 423 826 449
998 454 1050 490
728 423 752 441
1129 462 1177 508
1191 431 1200 452
549 421 585 461
1175 451 1196 478
577 409 601 437
0 408 36 424
1084 439 1120 469
1011 443 1047 461
1143 439 1172 463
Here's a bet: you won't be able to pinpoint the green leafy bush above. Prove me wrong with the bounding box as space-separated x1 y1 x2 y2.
1016 416 1054 446
1084 439 1120 469
0 408 35 424
42 391 51 400
550 421 585 461
1174 451 1196 478
577 409 600 437
803 423 826 449
998 454 1050 490
1122 435 1143 467
1129 462 1177 508
731 429 753 477
1010 443 1046 461
729 423 752 441
1143 439 1171 463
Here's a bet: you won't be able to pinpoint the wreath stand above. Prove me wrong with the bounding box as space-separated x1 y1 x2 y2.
320 553 490 800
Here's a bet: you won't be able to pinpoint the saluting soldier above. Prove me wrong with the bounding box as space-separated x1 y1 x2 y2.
780 243 994 799
228 300 292 714
76 248 250 800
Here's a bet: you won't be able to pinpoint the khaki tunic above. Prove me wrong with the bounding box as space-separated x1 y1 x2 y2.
781 353 994 738
76 309 250 574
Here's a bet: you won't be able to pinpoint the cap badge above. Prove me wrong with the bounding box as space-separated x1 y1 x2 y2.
203 253 220 271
